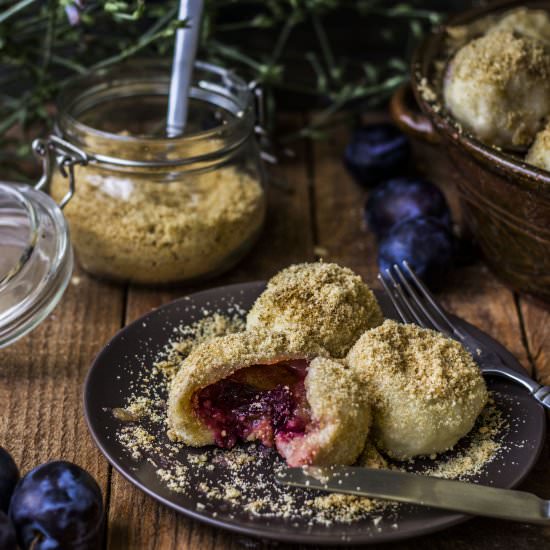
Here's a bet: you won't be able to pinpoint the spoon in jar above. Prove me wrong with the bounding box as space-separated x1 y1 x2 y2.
166 0 204 137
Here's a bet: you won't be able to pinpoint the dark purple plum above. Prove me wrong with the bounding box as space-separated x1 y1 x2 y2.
378 217 455 288
366 177 452 239
0 447 19 514
344 123 410 187
10 461 103 550
0 511 16 549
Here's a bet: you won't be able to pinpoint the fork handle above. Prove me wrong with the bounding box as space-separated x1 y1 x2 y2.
482 364 550 410
533 386 550 409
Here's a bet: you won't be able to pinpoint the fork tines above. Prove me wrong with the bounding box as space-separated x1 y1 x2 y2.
377 261 465 341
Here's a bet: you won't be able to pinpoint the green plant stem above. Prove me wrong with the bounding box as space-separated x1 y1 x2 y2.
208 39 264 71
311 10 337 81
371 6 441 22
305 51 328 93
0 0 442 166
216 19 266 32
269 14 296 65
0 105 27 135
78 27 175 76
142 4 178 38
41 0 56 73
0 0 37 24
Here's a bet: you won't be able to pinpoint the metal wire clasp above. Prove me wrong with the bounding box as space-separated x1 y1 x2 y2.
248 81 272 163
32 135 89 209
248 81 294 166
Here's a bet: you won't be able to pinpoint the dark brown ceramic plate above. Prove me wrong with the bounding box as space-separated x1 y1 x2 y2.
84 282 546 546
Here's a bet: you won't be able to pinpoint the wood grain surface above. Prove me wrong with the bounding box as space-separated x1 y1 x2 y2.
0 114 548 550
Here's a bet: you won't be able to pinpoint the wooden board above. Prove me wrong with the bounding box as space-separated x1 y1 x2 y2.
520 299 550 384
0 265 124 528
1 113 548 549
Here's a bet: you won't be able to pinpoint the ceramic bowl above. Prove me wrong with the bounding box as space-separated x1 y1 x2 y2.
391 0 550 305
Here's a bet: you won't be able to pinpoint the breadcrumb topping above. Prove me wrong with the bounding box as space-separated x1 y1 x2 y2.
347 320 488 459
451 31 550 88
349 320 485 402
247 262 383 358
110 272 513 528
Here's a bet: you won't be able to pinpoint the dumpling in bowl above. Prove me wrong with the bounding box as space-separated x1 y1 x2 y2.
246 262 383 358
443 30 550 149
167 329 370 466
526 119 550 171
488 7 550 44
347 320 488 460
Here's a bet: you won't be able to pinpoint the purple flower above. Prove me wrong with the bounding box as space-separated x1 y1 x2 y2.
65 1 84 26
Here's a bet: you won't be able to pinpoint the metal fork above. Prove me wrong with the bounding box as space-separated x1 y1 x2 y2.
378 261 550 410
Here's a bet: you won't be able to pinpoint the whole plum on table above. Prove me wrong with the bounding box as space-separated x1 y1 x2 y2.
10 461 103 550
344 123 410 187
0 511 16 549
365 177 452 239
0 447 19 513
378 217 455 288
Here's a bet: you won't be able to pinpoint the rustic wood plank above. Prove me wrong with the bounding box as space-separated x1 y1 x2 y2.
0 265 124 536
311 121 380 284
519 299 550 384
106 116 315 550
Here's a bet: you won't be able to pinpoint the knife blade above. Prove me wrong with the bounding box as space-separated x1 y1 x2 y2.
276 466 550 525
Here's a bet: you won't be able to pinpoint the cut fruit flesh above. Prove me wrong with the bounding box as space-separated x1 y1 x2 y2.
194 360 311 453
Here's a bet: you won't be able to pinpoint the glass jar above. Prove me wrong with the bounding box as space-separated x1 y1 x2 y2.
0 181 73 348
47 61 266 284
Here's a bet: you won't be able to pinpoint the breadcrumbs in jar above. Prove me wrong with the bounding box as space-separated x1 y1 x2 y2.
49 61 266 284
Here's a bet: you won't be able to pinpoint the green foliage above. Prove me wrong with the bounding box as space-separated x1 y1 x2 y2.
0 0 441 178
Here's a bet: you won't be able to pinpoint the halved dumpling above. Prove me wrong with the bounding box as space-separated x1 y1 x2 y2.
167 330 370 466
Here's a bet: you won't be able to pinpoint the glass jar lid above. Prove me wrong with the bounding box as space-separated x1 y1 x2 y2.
0 181 73 348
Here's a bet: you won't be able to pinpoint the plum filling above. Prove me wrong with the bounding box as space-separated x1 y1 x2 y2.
194 359 311 450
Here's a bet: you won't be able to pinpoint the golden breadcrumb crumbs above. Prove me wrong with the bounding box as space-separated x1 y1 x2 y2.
450 31 550 89
51 139 265 284
155 313 245 380
247 262 383 358
113 306 510 527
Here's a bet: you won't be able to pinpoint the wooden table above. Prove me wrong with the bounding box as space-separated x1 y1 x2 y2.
1 115 549 549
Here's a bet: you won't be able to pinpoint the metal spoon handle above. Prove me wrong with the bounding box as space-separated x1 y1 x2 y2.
167 0 203 136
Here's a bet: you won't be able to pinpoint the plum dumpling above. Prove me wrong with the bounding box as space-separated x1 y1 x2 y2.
526 119 550 171
167 329 371 467
443 30 550 149
347 320 487 461
488 7 550 44
246 262 383 359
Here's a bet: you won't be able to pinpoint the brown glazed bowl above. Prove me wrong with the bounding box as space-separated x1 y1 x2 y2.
390 0 550 305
